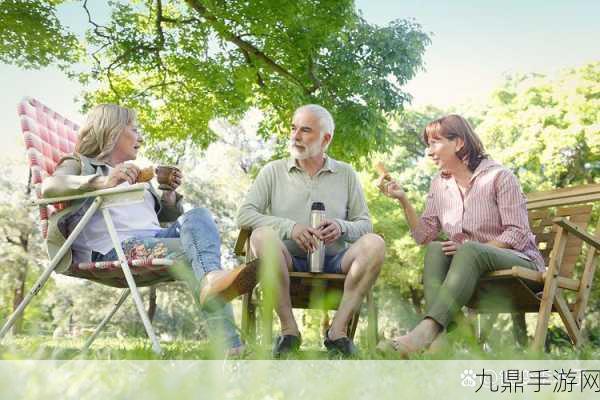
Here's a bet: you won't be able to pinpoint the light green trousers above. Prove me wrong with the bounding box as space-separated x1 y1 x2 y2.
424 241 537 328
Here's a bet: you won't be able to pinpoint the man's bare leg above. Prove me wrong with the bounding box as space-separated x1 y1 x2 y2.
249 227 299 337
328 233 385 340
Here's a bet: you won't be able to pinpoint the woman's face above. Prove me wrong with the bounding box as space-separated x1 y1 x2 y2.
426 134 464 170
113 123 143 162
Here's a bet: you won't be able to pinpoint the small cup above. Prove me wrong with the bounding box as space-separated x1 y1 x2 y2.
155 165 180 191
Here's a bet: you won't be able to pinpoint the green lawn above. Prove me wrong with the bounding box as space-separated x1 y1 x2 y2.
2 331 600 360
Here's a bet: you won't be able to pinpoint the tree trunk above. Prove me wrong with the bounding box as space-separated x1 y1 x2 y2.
148 286 157 322
12 264 28 335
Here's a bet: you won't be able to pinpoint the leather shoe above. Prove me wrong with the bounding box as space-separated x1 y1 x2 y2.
199 258 259 306
324 329 358 358
272 334 302 358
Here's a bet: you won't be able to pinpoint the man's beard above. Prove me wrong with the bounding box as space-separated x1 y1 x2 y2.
289 139 322 160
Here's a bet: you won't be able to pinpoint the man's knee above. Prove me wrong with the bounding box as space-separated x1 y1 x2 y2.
359 233 385 258
249 226 278 248
348 233 385 276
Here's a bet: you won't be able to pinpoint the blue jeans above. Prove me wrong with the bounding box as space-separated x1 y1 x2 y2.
93 208 242 349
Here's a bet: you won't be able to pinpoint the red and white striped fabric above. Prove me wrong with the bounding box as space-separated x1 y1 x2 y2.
67 257 175 288
18 97 79 238
18 98 175 285
411 158 546 271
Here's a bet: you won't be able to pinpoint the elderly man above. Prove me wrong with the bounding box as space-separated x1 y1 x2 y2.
236 104 385 357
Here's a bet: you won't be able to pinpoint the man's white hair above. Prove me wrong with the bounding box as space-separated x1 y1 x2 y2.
294 104 335 151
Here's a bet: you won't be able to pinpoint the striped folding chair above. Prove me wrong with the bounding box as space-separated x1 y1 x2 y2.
0 97 176 354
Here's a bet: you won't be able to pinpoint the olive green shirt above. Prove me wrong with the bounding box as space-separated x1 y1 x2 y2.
236 157 372 257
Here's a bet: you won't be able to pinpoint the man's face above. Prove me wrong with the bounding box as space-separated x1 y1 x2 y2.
289 110 328 160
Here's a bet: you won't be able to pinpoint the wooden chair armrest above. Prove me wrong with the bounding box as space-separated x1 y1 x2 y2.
234 228 252 256
33 183 148 205
553 217 600 250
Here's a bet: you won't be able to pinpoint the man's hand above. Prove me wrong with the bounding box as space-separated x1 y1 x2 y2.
317 219 342 245
441 240 460 256
292 223 319 252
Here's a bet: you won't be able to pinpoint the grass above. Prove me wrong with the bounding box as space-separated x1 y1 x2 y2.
2 329 600 360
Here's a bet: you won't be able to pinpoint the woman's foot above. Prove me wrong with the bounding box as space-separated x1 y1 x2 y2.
375 336 417 359
425 330 448 355
381 318 443 357
199 258 259 305
226 344 247 358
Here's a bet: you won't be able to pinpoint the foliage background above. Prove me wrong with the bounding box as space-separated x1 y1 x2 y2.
0 0 598 356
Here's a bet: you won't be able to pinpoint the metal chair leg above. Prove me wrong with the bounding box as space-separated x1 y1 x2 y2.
0 198 103 341
82 289 130 352
102 209 162 355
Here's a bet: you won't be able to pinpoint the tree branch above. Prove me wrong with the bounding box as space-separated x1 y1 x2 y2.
308 56 322 93
155 0 166 49
83 0 111 41
184 0 314 94
241 48 265 88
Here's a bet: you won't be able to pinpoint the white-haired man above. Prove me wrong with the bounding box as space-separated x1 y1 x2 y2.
236 104 385 358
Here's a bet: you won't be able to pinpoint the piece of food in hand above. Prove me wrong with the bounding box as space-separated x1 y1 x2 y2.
375 162 392 181
136 166 155 183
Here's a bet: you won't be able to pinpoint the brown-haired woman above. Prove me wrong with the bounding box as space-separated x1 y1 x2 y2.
377 114 544 356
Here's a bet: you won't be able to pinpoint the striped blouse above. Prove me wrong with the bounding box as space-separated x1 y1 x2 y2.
411 159 545 271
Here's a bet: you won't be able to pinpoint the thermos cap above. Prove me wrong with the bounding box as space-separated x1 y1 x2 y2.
311 201 325 211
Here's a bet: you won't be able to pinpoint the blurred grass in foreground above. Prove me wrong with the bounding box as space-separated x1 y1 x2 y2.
2 329 600 360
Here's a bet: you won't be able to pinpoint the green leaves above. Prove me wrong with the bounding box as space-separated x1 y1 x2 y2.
0 0 79 69
80 0 429 162
472 62 600 190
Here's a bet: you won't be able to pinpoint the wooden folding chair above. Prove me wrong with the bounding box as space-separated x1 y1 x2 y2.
0 97 178 354
234 229 378 351
468 184 600 351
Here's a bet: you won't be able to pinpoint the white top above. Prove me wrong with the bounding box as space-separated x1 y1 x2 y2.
72 179 162 262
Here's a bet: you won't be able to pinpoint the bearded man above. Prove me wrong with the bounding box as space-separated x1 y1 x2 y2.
236 104 385 358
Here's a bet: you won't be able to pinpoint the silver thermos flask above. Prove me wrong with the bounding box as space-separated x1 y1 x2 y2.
308 201 326 273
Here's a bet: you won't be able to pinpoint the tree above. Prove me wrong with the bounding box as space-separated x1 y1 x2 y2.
0 0 79 68
361 106 445 320
79 0 430 162
465 62 600 192
0 163 46 334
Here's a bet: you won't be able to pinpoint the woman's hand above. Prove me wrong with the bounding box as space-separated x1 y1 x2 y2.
377 175 406 200
161 169 183 192
159 169 182 206
441 241 460 255
161 190 177 206
102 163 140 188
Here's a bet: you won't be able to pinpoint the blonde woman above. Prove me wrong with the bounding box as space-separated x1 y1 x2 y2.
43 104 255 355
378 114 544 356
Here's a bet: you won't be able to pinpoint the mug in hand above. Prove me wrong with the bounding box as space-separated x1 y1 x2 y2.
155 165 180 190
